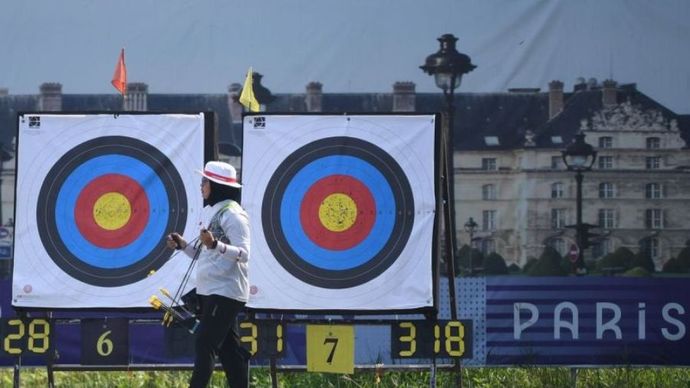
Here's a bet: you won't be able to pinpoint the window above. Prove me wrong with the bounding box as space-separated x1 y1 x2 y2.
551 156 561 169
640 238 660 262
551 136 563 145
598 209 616 229
482 158 497 171
599 136 613 149
551 182 564 199
646 137 660 149
598 156 613 169
645 209 664 229
599 182 615 199
482 184 496 200
551 208 566 229
591 239 612 259
646 156 660 169
484 136 499 146
481 239 496 255
645 183 664 199
482 210 496 231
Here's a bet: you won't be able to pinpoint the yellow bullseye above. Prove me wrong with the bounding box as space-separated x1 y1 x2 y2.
93 192 131 230
319 193 357 232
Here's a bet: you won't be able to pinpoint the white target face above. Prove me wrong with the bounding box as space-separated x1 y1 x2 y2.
242 115 437 311
12 114 205 308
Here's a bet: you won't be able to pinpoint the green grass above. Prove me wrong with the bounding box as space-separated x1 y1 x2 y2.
3 367 690 387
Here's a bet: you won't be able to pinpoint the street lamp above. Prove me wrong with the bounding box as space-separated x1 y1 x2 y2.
422 34 475 387
421 33 476 298
561 133 597 275
464 217 478 276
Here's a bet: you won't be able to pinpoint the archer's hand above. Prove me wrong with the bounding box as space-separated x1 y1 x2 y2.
166 233 187 250
200 229 216 249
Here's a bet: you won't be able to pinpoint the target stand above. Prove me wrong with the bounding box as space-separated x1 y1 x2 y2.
241 113 465 386
8 111 216 387
242 114 440 313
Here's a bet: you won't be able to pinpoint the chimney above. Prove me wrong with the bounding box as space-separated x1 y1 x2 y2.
39 82 62 111
0 88 8 97
227 83 243 123
305 82 323 112
124 83 148 111
548 80 564 119
573 77 587 92
392 82 416 112
602 79 618 107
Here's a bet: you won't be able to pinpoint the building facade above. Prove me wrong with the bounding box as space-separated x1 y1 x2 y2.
0 78 688 269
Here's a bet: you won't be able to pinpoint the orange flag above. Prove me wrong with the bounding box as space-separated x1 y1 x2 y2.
111 48 127 95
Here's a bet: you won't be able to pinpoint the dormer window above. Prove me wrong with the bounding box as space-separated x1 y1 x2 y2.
484 136 499 146
646 137 660 149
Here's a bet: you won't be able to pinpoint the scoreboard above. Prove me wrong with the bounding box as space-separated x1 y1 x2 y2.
0 317 473 366
0 318 52 357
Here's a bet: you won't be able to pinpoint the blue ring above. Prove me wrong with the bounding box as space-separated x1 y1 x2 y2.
280 155 395 270
54 155 169 269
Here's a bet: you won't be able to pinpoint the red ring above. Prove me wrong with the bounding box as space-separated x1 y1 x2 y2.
300 175 376 250
74 174 150 248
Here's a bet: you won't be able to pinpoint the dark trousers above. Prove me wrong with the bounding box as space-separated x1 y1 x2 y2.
189 294 249 388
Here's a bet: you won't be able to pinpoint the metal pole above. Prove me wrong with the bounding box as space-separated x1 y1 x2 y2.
468 228 474 277
443 81 460 315
575 171 585 274
570 367 578 388
13 355 20 388
443 76 462 388
270 357 278 388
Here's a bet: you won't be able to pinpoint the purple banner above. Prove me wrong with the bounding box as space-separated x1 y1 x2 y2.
4 277 690 367
485 277 690 365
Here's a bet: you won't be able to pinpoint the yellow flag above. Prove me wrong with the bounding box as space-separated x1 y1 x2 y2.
239 67 260 112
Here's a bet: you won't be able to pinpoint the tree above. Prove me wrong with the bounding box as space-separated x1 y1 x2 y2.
484 252 508 275
631 251 656 273
622 266 652 277
675 246 690 271
522 257 538 274
595 247 635 273
508 263 521 274
662 258 685 273
455 244 483 275
527 246 568 276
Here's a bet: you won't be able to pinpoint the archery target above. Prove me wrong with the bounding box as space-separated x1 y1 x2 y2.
12 114 205 309
262 137 414 289
36 136 187 287
243 115 438 311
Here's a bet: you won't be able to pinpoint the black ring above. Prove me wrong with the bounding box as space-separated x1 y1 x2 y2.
36 136 187 287
262 136 414 288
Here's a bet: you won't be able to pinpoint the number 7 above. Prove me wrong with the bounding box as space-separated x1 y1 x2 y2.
323 337 338 363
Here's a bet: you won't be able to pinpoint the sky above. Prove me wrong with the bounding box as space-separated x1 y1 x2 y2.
1 0 689 113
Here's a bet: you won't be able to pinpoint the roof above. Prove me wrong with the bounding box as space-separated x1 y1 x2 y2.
534 86 688 148
1 83 688 153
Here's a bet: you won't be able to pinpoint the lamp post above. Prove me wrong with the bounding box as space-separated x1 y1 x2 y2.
561 133 597 275
421 33 476 306
421 34 475 388
464 217 478 276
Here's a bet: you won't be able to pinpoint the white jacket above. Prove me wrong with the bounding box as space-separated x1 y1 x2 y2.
182 200 250 302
